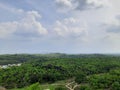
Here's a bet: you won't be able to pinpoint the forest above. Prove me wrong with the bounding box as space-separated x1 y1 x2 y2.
0 54 120 90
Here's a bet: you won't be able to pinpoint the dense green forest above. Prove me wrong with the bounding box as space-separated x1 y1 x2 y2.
0 54 120 90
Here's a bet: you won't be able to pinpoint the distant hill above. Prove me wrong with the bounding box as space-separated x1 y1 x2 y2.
0 53 120 65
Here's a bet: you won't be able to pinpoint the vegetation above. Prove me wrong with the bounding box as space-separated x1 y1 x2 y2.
75 72 87 84
0 54 120 90
26 83 40 90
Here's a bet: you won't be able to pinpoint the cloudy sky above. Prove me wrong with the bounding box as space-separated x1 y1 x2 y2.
0 0 120 54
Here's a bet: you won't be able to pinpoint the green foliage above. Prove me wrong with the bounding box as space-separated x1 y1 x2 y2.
26 83 40 90
55 86 67 90
88 73 120 89
110 69 120 76
111 82 120 90
0 54 37 65
75 72 87 84
79 85 91 90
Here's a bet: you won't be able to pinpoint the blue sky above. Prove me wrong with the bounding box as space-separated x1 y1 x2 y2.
0 0 120 54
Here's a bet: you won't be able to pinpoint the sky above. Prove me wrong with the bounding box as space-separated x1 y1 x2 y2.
0 0 120 54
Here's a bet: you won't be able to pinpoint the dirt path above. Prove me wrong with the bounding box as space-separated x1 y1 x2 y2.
65 81 75 90
65 81 79 90
0 86 6 90
73 84 80 90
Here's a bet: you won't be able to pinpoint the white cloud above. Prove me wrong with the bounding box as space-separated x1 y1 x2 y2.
104 15 120 40
1 0 120 53
0 22 17 38
55 0 74 12
55 0 110 12
54 0 120 44
0 10 48 39
87 0 110 7
54 17 88 39
55 0 72 8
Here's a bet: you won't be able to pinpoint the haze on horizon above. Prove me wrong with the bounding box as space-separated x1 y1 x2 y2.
0 0 120 54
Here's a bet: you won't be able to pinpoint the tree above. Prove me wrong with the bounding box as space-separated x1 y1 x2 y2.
111 82 120 90
75 72 86 84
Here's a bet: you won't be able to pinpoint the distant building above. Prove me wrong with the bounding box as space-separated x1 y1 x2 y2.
0 63 22 69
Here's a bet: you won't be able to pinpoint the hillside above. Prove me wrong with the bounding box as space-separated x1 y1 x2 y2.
0 54 120 90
